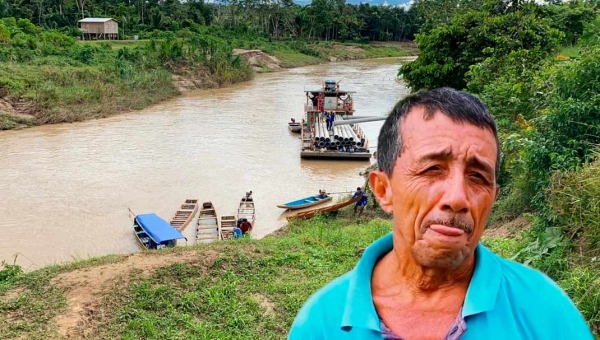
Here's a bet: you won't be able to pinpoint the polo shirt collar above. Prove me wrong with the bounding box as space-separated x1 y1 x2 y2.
462 242 502 317
340 232 503 332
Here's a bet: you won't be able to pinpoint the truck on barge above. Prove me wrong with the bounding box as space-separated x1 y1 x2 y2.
300 80 372 160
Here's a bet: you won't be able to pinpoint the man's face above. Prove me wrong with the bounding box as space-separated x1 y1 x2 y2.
372 108 499 269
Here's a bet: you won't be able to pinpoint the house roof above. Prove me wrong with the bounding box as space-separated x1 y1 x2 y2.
78 18 116 23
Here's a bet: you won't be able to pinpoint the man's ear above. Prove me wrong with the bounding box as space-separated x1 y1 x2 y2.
369 171 393 213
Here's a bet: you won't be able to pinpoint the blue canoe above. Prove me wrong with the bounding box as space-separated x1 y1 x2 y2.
133 213 187 250
277 194 333 210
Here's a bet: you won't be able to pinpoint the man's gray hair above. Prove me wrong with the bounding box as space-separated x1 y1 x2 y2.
376 87 500 180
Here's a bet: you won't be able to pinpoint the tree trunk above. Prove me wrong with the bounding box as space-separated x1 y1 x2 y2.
37 0 44 25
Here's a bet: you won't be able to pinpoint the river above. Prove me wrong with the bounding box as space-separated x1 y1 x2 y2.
0 58 411 269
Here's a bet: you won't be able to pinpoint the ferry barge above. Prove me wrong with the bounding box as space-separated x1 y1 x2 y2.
300 80 372 160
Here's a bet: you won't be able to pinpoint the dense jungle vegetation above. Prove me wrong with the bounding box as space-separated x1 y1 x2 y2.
399 0 600 334
0 0 422 42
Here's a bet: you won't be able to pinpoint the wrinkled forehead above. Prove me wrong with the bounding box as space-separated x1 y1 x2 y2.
399 109 498 165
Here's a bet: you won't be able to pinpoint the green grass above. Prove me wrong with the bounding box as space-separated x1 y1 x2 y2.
480 236 524 259
0 214 393 339
0 254 126 339
93 216 393 339
80 39 151 50
309 42 411 61
270 48 323 68
234 39 411 68
0 62 179 127
0 114 35 130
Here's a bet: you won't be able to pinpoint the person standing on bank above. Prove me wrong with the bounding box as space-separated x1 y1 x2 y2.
353 187 368 218
288 88 593 339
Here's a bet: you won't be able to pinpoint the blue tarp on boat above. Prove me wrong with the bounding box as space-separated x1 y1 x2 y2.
136 213 186 244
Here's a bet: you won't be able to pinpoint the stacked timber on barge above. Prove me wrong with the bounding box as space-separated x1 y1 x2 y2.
300 80 372 160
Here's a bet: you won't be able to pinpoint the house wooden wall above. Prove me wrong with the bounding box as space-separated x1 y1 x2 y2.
80 20 118 34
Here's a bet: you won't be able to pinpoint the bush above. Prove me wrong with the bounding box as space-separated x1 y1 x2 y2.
520 44 600 209
74 44 96 64
467 49 554 132
0 261 22 283
546 150 600 257
398 7 562 91
558 265 600 335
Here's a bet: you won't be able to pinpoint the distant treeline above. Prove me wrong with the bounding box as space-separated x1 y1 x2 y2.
0 0 423 42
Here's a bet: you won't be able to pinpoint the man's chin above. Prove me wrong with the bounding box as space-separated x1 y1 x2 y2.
411 243 471 270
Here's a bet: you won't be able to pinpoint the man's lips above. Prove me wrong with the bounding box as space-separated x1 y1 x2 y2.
429 224 465 237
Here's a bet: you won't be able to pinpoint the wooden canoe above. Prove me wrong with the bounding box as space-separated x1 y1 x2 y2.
236 197 256 230
287 195 360 221
169 199 199 232
220 215 237 240
277 194 333 210
196 201 220 244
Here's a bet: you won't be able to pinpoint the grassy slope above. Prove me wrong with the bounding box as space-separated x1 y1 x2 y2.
0 213 393 339
260 41 413 68
1 206 598 339
0 62 178 127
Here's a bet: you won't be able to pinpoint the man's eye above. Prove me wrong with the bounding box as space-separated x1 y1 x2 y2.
422 165 442 174
469 172 487 181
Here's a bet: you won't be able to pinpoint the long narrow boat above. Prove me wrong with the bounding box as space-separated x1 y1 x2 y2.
286 195 360 221
169 199 199 232
196 201 220 244
220 215 237 240
277 194 333 210
132 212 187 249
236 197 256 232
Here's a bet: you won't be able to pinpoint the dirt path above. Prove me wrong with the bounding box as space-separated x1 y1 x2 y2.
49 250 220 338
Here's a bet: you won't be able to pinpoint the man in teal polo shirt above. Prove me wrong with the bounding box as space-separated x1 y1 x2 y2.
289 88 594 339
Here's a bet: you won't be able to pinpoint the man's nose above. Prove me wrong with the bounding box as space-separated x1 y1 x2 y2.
439 171 470 214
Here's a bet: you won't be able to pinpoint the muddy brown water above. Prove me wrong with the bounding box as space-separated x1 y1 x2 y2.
0 58 411 268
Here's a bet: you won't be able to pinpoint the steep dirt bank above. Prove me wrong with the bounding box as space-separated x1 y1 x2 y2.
0 91 36 130
233 49 282 72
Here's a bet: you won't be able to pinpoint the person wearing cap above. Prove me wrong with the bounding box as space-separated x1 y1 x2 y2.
288 87 594 339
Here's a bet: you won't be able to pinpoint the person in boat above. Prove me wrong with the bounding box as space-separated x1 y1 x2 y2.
289 88 593 340
238 218 252 235
352 187 368 217
244 191 253 202
313 96 318 108
318 190 327 199
232 226 243 239
291 118 296 123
